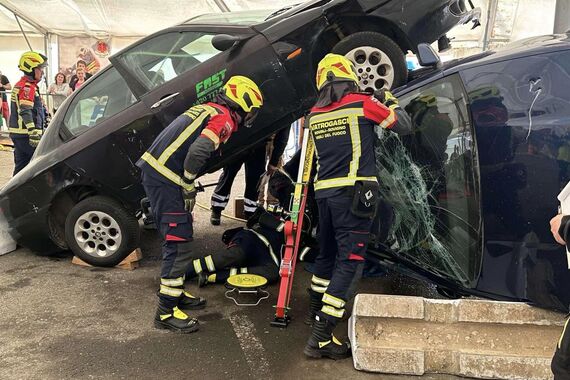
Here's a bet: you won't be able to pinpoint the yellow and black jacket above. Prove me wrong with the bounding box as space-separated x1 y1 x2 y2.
307 92 397 198
137 102 236 189
9 76 43 138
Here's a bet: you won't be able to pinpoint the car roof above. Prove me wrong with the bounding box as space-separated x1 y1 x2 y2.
182 8 281 26
444 33 570 74
402 33 570 90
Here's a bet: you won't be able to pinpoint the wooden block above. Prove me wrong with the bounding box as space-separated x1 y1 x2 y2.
72 248 143 270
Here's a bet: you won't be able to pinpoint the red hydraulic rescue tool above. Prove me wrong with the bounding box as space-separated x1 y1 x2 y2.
272 124 314 327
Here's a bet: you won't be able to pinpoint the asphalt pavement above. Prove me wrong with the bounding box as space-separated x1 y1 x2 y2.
0 150 470 379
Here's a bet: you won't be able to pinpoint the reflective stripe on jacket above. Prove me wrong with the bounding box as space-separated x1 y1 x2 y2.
307 92 396 198
9 76 42 136
136 102 234 189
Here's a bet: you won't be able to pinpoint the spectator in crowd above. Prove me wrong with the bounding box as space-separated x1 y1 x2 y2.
69 60 92 90
48 73 71 114
0 70 11 129
71 68 87 91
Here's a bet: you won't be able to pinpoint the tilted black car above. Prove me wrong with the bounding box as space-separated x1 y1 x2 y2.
367 34 570 311
0 0 479 266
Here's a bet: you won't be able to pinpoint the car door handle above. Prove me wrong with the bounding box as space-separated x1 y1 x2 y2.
151 92 180 109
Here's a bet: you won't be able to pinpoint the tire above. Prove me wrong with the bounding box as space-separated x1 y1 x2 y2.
332 31 408 90
65 196 140 267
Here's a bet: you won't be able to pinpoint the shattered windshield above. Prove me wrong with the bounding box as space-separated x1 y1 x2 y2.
374 74 482 286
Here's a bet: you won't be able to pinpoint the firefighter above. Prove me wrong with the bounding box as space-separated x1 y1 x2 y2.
210 142 266 225
9 51 47 175
210 124 291 225
136 76 263 333
186 208 317 286
303 54 409 360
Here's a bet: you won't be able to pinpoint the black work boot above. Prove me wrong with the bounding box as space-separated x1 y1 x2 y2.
178 291 207 310
304 315 351 360
305 289 323 325
210 208 222 226
154 305 199 333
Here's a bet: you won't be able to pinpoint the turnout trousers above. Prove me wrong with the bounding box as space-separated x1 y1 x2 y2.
12 136 35 175
211 143 266 215
311 194 372 324
142 171 194 309
186 229 279 284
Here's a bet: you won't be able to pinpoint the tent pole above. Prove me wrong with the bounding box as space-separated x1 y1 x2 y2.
213 0 230 12
44 33 51 112
14 14 32 50
0 2 48 35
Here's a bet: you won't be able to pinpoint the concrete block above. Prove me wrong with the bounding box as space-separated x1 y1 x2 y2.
350 294 565 379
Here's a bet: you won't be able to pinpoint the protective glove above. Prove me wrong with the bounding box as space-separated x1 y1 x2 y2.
28 129 42 148
182 185 196 213
373 89 399 109
266 163 278 176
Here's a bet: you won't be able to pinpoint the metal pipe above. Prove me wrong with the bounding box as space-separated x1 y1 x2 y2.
0 1 48 34
14 14 32 50
213 0 231 12
482 0 499 51
554 0 570 33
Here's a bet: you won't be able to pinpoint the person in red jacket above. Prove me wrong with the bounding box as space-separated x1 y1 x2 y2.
9 51 47 175
303 54 410 360
136 76 263 333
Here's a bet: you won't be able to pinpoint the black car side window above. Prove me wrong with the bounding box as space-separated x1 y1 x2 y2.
116 31 222 92
63 67 137 137
376 74 481 286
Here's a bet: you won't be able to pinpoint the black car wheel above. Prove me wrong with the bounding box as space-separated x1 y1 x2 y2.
65 196 140 267
332 32 408 91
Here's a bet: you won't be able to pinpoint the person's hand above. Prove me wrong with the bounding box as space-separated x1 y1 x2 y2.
266 164 278 176
182 185 196 213
28 129 42 148
373 89 398 108
550 214 566 245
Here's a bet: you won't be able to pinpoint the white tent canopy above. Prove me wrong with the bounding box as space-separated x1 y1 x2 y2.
0 0 300 98
0 0 300 37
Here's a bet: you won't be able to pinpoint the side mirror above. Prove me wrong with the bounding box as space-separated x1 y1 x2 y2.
416 43 441 68
212 34 242 51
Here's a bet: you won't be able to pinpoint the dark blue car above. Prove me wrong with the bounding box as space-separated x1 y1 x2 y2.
371 34 570 312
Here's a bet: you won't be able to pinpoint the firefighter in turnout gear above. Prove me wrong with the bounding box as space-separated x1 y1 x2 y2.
9 51 47 175
304 54 407 360
136 75 263 333
186 208 317 286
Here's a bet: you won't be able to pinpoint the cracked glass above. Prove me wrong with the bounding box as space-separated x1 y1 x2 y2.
374 74 481 286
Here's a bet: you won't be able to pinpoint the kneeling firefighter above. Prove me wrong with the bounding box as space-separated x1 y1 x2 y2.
304 54 410 359
136 76 263 333
185 207 317 286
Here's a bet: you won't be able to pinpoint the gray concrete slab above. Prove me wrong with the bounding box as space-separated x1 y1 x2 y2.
0 151 473 379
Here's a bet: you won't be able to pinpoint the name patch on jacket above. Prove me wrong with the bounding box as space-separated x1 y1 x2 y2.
311 116 349 140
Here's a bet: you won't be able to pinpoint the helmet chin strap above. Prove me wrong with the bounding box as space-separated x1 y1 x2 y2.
215 93 246 126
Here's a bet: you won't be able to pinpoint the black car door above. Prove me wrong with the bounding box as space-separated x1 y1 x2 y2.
462 49 570 311
110 25 300 173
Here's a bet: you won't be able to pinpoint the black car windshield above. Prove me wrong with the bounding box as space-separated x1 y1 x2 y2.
184 9 279 25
